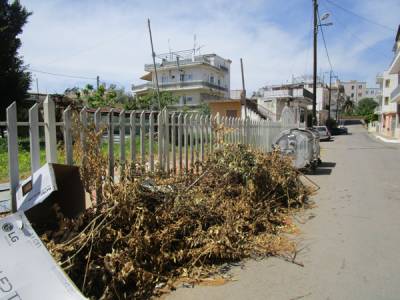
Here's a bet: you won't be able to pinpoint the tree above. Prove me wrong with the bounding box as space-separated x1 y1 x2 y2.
355 97 378 124
134 91 178 110
0 0 32 135
355 97 378 116
341 97 355 115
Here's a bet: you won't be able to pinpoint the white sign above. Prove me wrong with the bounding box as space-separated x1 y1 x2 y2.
0 212 86 300
16 164 57 212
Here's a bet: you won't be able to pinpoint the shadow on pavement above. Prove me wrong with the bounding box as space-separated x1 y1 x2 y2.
311 161 336 175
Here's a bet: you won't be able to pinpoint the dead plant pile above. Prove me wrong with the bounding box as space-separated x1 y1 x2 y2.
40 128 311 299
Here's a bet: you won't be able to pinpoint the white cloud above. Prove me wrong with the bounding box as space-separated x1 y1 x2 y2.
19 0 399 94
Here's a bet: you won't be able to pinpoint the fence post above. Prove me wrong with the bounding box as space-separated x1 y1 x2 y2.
108 109 115 180
164 109 170 173
80 107 88 153
157 111 163 171
130 111 136 170
149 111 154 172
119 109 126 175
184 113 189 173
200 115 204 162
171 112 176 173
29 103 40 173
43 95 57 163
63 106 73 165
7 102 19 212
178 113 183 174
140 111 146 167
209 115 214 153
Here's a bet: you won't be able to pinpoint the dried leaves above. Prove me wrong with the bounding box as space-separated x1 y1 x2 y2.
40 129 311 299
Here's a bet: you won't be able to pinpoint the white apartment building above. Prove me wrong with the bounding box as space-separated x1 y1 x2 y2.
378 25 400 138
340 80 382 104
254 83 313 124
132 50 231 107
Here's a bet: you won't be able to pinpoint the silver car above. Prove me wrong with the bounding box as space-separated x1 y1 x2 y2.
313 126 331 141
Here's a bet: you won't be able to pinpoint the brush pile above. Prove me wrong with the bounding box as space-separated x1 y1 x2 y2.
39 129 311 299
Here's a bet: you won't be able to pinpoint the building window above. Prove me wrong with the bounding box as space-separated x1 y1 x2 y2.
366 91 369 95
186 96 193 102
210 75 214 84
384 97 389 105
351 93 354 98
218 79 221 86
385 79 390 88
358 93 362 97
180 74 185 82
226 110 237 118
187 74 192 80
351 85 354 90
358 85 362 89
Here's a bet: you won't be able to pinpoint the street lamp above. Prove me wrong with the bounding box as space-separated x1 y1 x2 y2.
312 0 333 126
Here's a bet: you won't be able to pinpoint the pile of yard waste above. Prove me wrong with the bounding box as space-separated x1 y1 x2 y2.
39 130 311 299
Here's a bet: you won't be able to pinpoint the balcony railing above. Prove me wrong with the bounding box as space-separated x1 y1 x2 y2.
145 56 211 71
390 84 400 103
263 88 313 100
132 80 228 93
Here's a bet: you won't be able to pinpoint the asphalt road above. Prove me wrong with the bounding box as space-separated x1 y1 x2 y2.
167 124 400 300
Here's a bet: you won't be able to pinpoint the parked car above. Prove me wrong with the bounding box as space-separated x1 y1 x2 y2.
330 126 348 135
313 126 331 141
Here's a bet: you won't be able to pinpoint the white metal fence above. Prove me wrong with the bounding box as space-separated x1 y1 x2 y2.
2 96 297 212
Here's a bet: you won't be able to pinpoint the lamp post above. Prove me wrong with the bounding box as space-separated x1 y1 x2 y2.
312 1 332 125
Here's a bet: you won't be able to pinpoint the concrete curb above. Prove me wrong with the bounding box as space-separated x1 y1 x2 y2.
374 134 400 144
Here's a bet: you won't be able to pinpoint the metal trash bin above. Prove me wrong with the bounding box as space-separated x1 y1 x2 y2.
274 128 317 170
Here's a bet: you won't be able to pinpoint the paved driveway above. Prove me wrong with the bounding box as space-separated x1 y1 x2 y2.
167 124 400 300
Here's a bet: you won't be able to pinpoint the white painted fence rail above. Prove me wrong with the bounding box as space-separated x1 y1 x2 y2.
1 96 297 212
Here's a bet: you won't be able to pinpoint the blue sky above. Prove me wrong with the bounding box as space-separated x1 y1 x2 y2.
19 0 400 95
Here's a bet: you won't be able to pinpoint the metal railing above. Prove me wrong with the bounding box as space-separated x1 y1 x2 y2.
132 80 229 92
2 96 297 212
390 84 400 102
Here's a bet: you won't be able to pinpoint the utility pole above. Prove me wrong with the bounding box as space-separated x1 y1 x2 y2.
312 0 318 125
36 77 40 102
147 18 161 109
240 58 247 119
96 75 100 90
328 70 332 121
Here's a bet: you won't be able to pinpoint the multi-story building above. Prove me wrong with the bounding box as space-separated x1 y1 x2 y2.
340 80 382 104
375 25 400 139
254 83 313 124
132 49 231 108
385 25 400 138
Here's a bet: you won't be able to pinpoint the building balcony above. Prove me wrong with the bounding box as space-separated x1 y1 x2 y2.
390 84 400 103
132 80 228 94
144 55 228 72
376 73 383 84
388 48 400 75
263 88 313 102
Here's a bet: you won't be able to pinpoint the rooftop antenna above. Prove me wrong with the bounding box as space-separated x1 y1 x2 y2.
168 38 172 61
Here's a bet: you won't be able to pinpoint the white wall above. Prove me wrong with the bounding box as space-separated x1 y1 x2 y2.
381 71 398 114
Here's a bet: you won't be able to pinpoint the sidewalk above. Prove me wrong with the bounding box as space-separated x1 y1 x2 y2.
370 132 400 144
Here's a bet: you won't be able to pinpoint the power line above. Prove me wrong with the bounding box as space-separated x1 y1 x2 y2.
29 68 97 80
324 0 396 32
317 10 333 71
321 0 393 61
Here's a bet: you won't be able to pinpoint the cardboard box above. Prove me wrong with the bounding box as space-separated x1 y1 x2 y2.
16 163 86 226
0 212 86 300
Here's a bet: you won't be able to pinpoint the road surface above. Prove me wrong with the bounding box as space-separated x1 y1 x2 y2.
167 124 400 300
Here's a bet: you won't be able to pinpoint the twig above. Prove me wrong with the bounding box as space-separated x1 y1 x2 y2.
296 170 320 192
185 169 209 192
82 222 95 293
